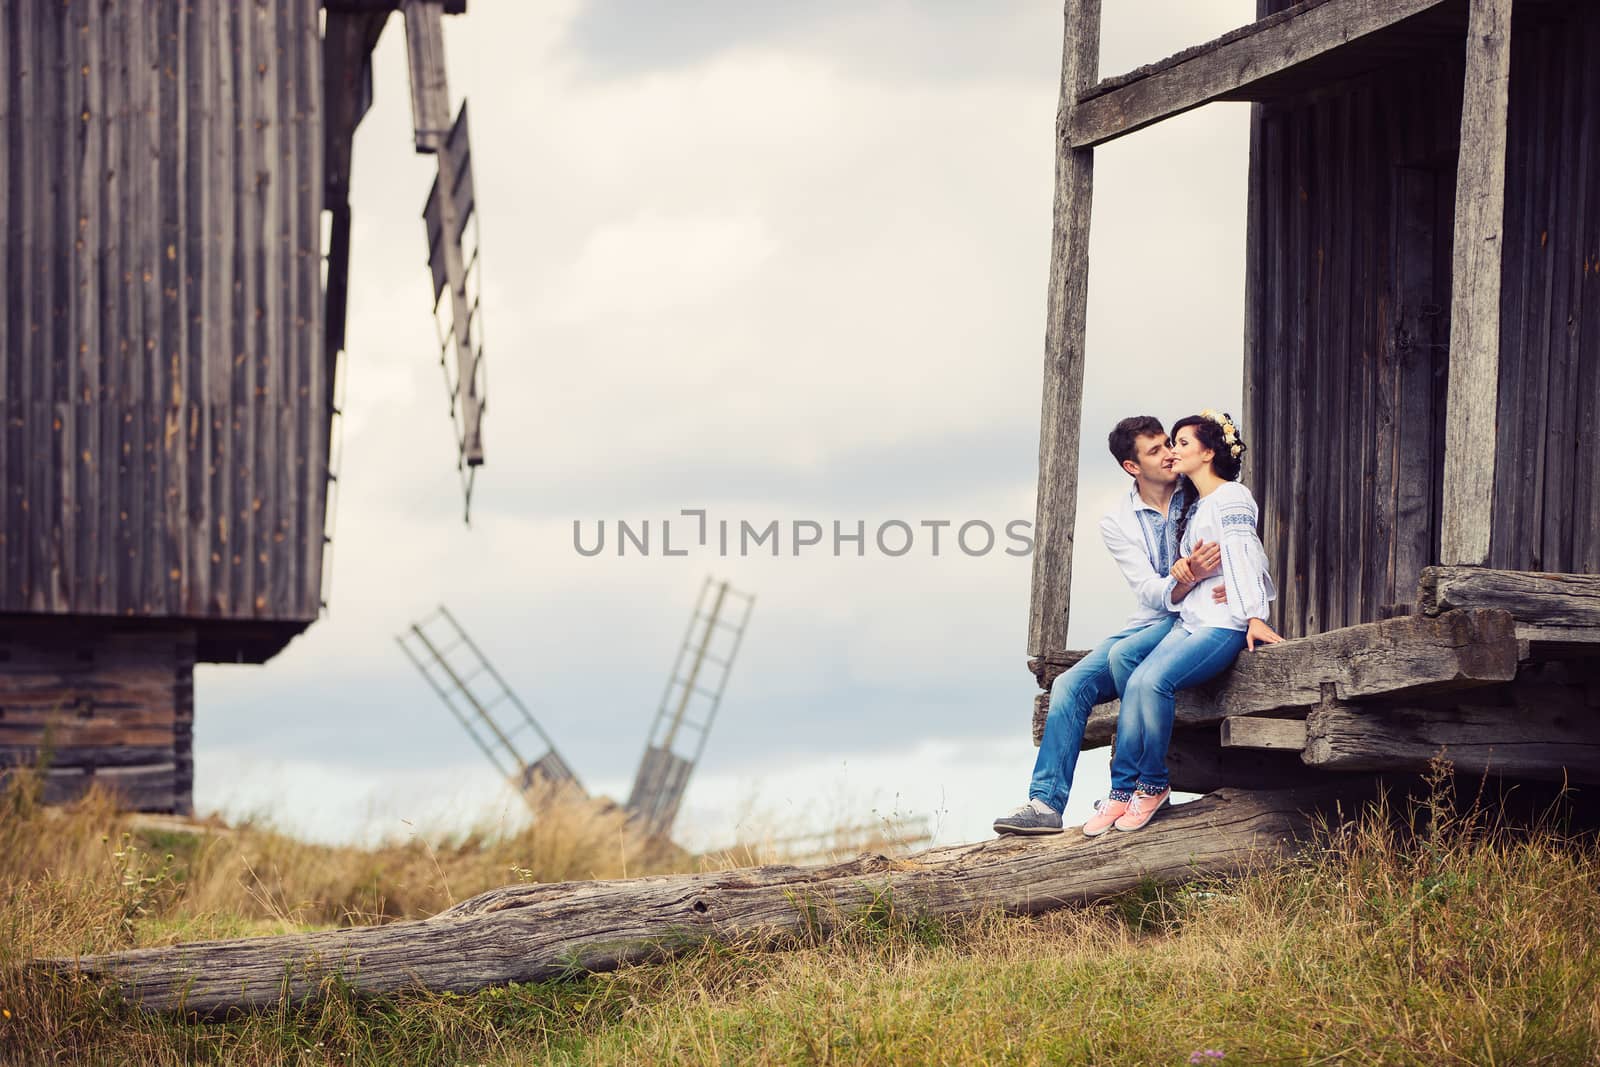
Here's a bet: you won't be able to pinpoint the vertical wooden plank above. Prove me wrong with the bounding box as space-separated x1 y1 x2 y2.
272 0 295 619
251 0 280 619
94 2 119 617
299 0 323 618
210 0 236 614
231 0 258 620
1265 107 1291 634
183 0 211 617
43 1 67 613
1241 102 1263 506
157 0 185 617
1572 7 1600 573
1285 109 1309 637
1027 0 1099 660
1539 18 1584 573
1440 0 1513 566
0 0 14 612
114 0 140 618
74 0 103 616
140 1 161 616
1303 98 1327 635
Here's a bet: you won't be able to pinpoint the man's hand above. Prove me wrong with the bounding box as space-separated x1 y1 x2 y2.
1190 539 1223 580
1212 582 1228 604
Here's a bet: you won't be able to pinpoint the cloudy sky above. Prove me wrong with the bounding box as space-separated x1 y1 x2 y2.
194 0 1256 850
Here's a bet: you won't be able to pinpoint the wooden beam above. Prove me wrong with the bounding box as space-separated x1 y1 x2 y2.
1079 608 1520 747
1027 0 1100 661
1068 0 1451 149
1304 698 1600 783
1418 567 1600 628
1220 716 1309 751
49 787 1335 1014
1440 0 1514 566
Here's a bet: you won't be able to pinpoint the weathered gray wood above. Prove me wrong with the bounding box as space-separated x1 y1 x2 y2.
1418 567 1600 629
1069 0 1450 148
1079 609 1518 746
401 0 450 152
1220 716 1308 751
1165 726 1327 794
1027 0 1099 663
53 787 1335 1013
1304 697 1600 782
1439 0 1513 566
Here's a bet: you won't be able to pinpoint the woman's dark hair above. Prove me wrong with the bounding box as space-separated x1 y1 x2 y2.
1171 413 1246 548
1107 415 1167 470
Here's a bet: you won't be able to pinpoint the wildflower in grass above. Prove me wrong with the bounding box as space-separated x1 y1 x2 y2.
1187 1051 1224 1065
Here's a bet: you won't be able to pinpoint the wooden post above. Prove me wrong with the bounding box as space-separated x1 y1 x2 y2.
1028 0 1101 662
1440 0 1514 566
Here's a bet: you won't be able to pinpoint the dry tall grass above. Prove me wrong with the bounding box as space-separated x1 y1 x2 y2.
2 769 1598 1065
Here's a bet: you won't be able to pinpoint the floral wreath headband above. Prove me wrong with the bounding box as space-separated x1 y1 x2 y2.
1197 408 1247 459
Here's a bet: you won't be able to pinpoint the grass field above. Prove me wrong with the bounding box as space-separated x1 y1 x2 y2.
2 768 1597 1066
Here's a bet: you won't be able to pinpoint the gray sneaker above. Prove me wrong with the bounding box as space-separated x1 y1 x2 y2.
993 798 1063 836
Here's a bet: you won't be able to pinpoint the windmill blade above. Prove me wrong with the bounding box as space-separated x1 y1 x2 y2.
626 579 756 838
402 0 487 520
397 606 583 806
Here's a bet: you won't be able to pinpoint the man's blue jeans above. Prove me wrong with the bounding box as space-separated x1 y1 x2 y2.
1110 624 1249 794
1029 618 1175 812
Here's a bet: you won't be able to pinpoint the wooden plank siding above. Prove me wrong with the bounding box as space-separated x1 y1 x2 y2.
0 624 196 814
0 0 328 662
1244 53 1464 638
1489 0 1600 574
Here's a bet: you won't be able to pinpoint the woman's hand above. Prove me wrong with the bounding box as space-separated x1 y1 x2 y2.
1246 617 1283 651
1189 539 1223 580
1171 556 1196 584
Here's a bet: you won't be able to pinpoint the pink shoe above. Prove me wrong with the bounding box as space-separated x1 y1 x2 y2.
1113 788 1171 832
1082 796 1130 837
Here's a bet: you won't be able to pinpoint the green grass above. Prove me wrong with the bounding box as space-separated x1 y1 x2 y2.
2 774 1598 1065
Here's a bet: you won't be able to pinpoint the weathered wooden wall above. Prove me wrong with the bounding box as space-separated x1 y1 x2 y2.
1245 52 1463 638
0 623 195 813
0 0 328 659
1246 0 1600 640
1488 0 1600 574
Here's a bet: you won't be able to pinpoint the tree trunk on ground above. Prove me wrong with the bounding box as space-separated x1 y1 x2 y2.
47 786 1350 1015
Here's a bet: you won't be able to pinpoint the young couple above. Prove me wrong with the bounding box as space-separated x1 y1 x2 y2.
995 412 1282 838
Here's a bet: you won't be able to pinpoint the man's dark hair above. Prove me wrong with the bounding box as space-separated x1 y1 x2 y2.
1108 416 1167 469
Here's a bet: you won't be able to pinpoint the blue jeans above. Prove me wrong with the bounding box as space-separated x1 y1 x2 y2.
1110 624 1249 794
1029 618 1174 812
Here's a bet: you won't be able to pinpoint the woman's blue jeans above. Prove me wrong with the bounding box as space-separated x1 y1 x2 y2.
1029 617 1174 812
1110 624 1248 794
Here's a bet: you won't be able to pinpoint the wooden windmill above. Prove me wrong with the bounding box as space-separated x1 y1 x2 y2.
1028 0 1600 791
0 0 490 814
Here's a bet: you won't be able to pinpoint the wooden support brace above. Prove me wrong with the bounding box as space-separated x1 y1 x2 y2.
1074 609 1520 748
1304 697 1600 783
1027 0 1100 663
1069 0 1451 148
1419 567 1600 629
1440 0 1514 566
1220 716 1309 751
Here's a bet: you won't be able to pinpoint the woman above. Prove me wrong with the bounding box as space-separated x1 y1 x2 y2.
1081 410 1283 836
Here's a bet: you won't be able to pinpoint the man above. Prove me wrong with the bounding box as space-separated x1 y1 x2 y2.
993 415 1222 835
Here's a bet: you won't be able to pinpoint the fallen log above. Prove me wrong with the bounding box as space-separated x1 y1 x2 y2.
48 787 1338 1015
1072 609 1519 747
